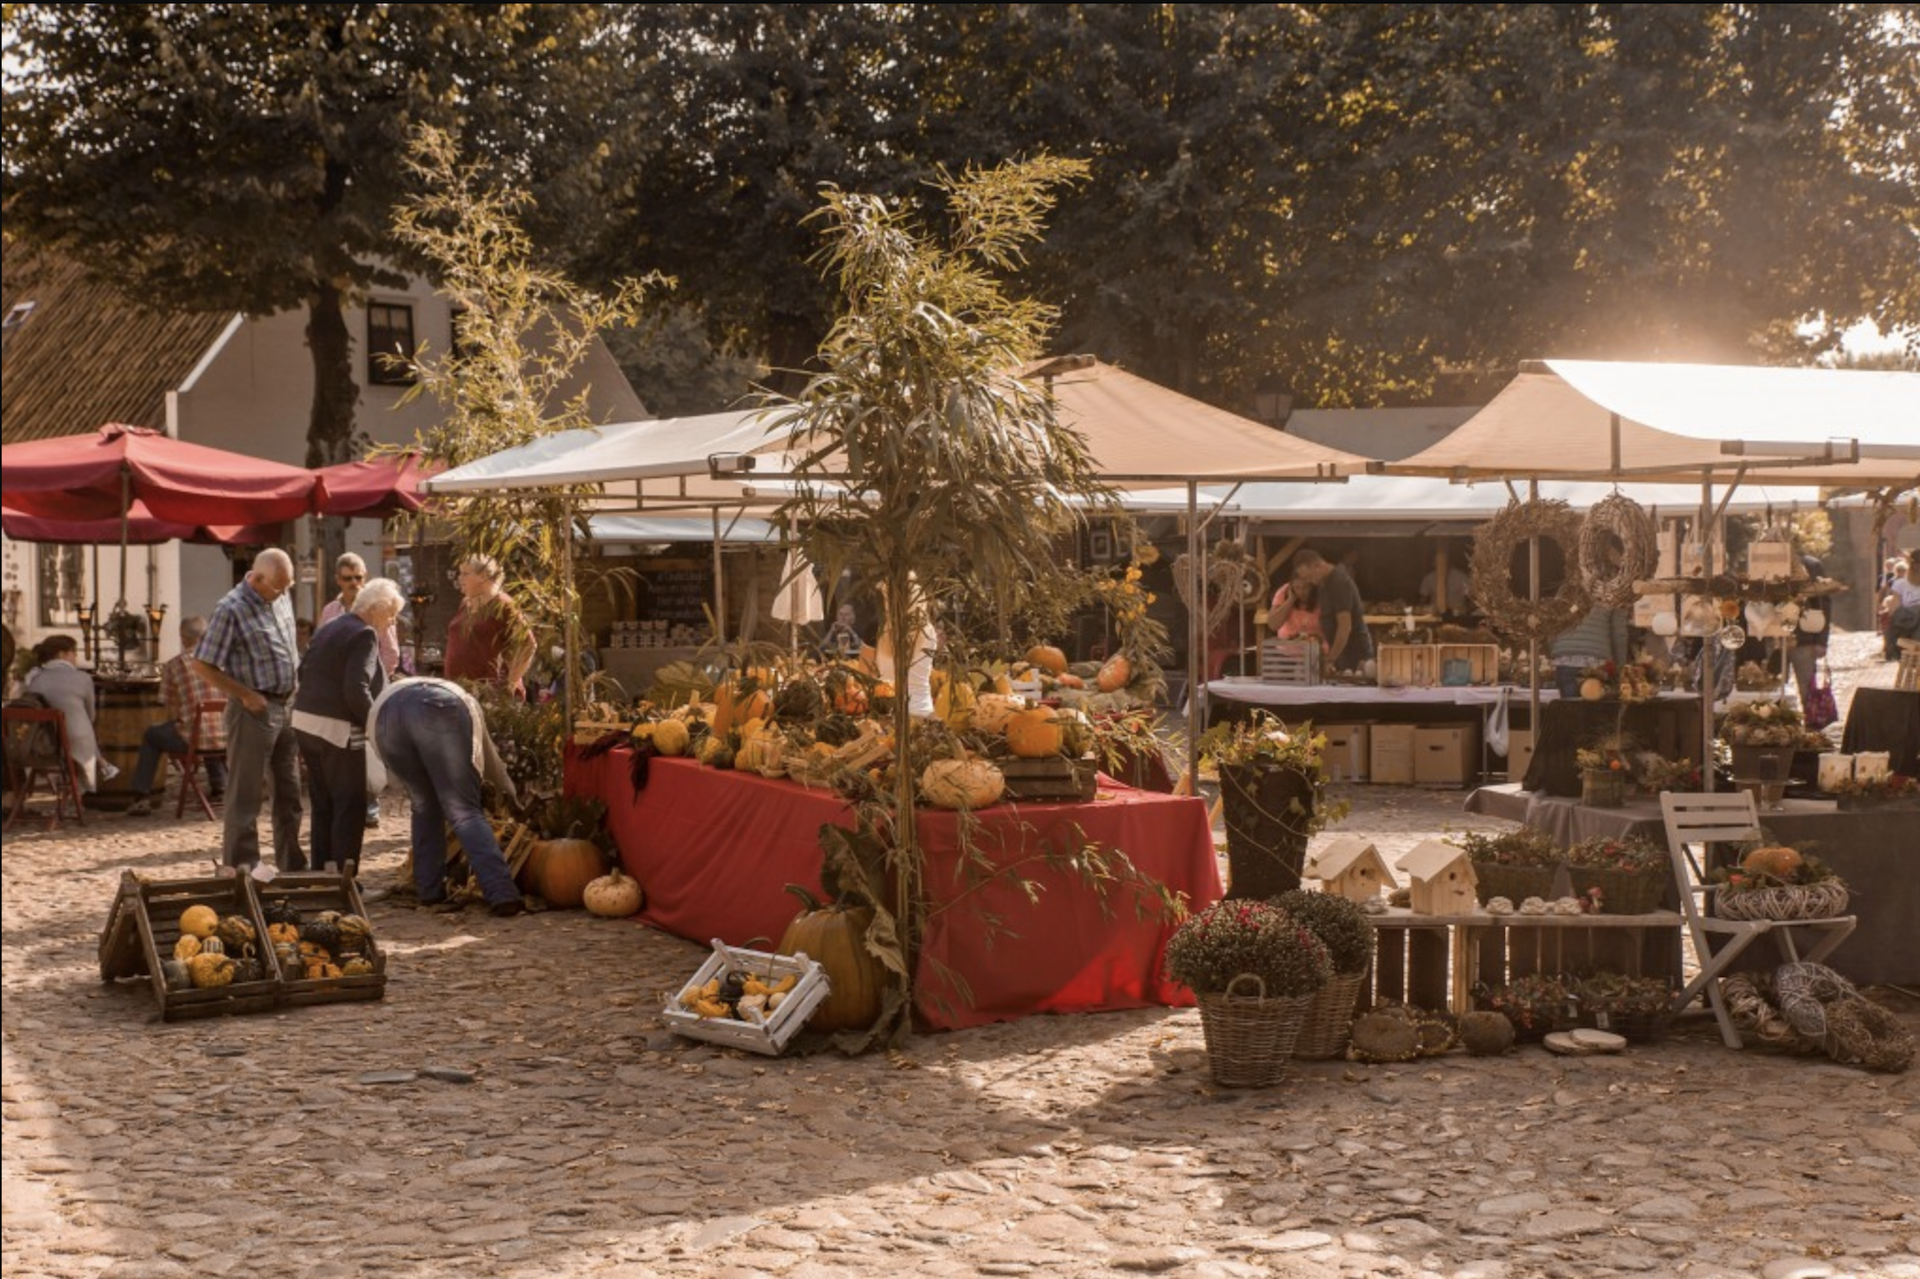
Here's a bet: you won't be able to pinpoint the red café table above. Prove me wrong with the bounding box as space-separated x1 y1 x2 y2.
564 749 1222 1030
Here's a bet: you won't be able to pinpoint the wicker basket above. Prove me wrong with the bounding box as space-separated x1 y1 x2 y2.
1582 1005 1672 1044
1470 861 1562 907
1196 975 1315 1087
1715 880 1850 922
1581 768 1628 808
1564 864 1668 914
1291 970 1367 1060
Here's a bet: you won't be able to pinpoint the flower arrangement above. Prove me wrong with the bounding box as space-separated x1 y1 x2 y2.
1633 754 1699 793
1827 772 1919 804
1163 899 1334 998
1199 710 1351 841
1565 834 1667 874
1734 660 1784 692
1273 889 1376 976
1574 744 1634 777
1452 828 1561 868
1473 972 1577 1036
1577 972 1674 1019
1709 839 1840 893
1718 699 1806 747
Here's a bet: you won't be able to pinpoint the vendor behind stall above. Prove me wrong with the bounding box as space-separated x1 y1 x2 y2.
1292 550 1371 672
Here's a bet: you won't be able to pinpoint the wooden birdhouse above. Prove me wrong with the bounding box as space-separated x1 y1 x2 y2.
1304 835 1393 903
1396 840 1480 916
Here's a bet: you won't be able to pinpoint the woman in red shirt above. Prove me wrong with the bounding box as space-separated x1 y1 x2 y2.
444 554 534 697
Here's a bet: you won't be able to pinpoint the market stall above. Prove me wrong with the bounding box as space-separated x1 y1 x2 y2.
1465 783 1919 987
564 749 1221 1029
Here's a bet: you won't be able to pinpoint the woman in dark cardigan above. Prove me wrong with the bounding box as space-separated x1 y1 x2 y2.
291 578 403 877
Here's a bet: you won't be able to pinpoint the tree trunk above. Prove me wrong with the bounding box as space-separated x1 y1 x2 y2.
304 276 359 580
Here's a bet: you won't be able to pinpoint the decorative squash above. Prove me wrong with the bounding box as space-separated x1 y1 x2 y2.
583 867 646 918
651 718 691 757
697 734 731 767
334 915 373 953
267 922 299 947
1026 644 1069 676
341 956 376 977
1056 707 1096 757
1580 677 1606 701
1056 673 1085 689
735 731 784 773
198 935 226 957
534 837 607 909
161 958 192 991
777 888 886 1033
186 952 236 989
1095 654 1133 693
179 905 219 939
934 677 976 730
826 668 869 715
216 915 257 955
920 758 1006 809
970 693 1021 735
1005 706 1065 759
712 680 772 735
173 934 204 962
1742 844 1804 879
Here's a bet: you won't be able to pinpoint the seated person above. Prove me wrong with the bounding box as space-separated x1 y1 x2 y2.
21 634 115 791
1884 559 1920 658
126 615 229 816
1420 557 1472 618
821 603 865 660
1269 571 1324 643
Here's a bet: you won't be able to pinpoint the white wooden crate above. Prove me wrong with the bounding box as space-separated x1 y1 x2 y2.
662 939 831 1056
1259 639 1321 684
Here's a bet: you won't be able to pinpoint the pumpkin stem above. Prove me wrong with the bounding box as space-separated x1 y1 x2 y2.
783 883 823 913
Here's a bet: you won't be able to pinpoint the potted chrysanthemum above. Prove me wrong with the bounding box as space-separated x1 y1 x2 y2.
1273 889 1377 1059
1164 899 1333 1087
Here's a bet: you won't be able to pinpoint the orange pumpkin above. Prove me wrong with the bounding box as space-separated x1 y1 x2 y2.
1095 654 1133 692
1026 644 1069 676
778 889 886 1033
533 838 607 909
1742 844 1803 879
1006 706 1065 758
1056 673 1085 689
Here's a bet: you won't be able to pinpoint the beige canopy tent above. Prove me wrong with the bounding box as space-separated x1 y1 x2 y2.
426 357 1371 783
1386 357 1920 785
1389 359 1920 486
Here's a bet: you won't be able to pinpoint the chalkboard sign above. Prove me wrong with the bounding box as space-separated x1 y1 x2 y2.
636 566 714 626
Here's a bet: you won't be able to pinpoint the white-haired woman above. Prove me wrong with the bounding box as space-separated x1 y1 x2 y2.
292 578 403 877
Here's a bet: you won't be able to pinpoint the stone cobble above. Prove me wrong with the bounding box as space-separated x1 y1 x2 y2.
3 630 1914 1279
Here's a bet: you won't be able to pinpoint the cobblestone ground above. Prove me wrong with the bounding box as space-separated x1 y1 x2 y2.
4 631 1914 1279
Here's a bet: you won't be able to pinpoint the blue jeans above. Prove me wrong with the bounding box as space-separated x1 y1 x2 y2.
132 721 227 796
374 684 520 908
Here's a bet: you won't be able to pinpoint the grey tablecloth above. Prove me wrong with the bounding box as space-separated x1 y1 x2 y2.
1465 785 1919 987
1841 687 1920 777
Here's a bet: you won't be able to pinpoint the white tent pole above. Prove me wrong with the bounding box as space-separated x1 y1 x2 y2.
1701 479 1716 792
562 497 578 730
1186 481 1201 796
711 507 726 647
1528 477 1540 758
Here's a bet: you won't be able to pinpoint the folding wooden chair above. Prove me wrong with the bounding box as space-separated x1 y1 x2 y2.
1660 791 1855 1048
170 698 227 821
3 706 86 832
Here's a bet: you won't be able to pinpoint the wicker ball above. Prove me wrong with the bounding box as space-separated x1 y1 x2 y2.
1458 1010 1517 1056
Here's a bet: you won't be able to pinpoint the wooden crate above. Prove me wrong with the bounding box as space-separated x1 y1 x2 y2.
1376 643 1439 688
247 872 388 1008
1436 643 1500 686
664 939 831 1056
98 871 282 1022
1258 639 1321 685
1000 756 1099 803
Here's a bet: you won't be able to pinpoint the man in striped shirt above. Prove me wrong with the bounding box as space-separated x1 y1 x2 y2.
192 548 304 871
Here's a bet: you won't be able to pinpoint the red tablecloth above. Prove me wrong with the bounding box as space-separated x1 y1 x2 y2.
565 749 1221 1029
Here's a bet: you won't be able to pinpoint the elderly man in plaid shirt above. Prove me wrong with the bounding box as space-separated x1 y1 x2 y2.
124 615 228 816
191 548 304 871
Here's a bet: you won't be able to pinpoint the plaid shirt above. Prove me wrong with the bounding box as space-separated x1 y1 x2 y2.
162 652 227 751
196 578 298 698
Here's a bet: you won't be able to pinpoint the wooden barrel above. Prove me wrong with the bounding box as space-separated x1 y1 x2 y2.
94 679 166 804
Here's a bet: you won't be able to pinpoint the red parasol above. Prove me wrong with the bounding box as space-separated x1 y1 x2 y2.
1 500 275 547
0 423 317 524
313 453 443 518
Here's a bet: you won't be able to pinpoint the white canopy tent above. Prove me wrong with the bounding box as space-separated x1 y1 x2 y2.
1389 359 1920 486
1125 475 1818 522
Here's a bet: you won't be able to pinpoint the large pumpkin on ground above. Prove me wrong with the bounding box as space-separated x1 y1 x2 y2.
778 889 886 1033
1005 706 1065 758
533 838 607 908
1741 844 1803 879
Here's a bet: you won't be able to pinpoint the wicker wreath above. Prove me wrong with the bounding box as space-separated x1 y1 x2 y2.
1714 879 1850 922
1470 500 1591 642
1578 493 1658 609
